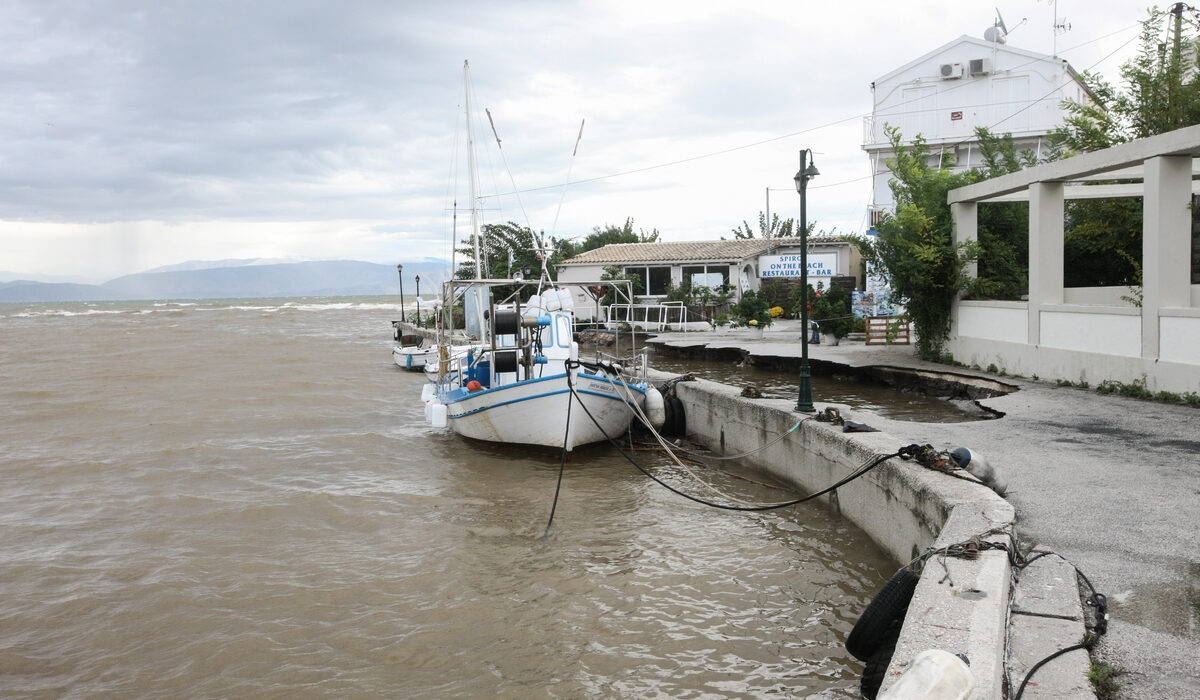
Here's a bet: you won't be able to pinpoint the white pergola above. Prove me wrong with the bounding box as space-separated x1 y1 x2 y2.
946 124 1200 393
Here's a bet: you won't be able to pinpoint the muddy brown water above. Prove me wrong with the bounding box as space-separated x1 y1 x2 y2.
0 297 895 698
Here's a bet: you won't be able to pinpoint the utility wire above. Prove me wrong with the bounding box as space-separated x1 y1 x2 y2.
476 23 1140 202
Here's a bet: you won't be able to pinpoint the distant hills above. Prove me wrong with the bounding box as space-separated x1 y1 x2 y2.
0 259 451 303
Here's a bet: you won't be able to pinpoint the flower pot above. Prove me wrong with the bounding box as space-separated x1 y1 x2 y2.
748 327 764 340
823 335 841 346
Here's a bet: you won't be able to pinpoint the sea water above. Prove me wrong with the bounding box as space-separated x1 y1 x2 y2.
0 297 892 698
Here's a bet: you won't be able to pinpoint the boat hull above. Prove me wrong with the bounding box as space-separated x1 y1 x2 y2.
439 370 645 451
393 345 436 371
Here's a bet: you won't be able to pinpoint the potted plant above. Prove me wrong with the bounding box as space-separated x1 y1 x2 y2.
733 290 772 339
713 312 731 335
810 284 855 345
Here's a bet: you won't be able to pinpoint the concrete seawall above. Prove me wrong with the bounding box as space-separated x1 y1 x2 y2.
672 376 1020 697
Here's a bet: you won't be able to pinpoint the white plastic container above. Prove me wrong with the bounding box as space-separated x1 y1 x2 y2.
522 293 543 319
878 649 973 700
556 287 574 312
430 402 448 428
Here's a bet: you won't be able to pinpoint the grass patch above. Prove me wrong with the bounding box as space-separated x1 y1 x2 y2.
1088 661 1122 700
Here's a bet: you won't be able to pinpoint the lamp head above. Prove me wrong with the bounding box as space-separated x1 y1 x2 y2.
793 158 819 193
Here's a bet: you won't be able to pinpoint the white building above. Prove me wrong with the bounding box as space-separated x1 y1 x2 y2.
863 31 1099 222
556 237 860 321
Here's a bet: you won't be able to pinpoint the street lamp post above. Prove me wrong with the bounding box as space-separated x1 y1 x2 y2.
794 149 819 413
414 274 421 327
396 264 406 323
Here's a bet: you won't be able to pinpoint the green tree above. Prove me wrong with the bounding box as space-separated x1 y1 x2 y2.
553 217 659 260
727 211 798 239
455 221 545 281
1055 7 1200 150
1047 8 1199 290
868 127 981 360
972 128 1038 300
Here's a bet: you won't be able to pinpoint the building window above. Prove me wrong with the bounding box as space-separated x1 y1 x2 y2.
681 265 731 290
623 265 672 296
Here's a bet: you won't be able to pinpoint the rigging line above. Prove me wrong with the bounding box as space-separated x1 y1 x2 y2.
484 107 534 233
549 118 586 239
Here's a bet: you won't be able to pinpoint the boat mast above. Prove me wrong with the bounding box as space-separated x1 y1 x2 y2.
464 60 482 282
463 60 488 339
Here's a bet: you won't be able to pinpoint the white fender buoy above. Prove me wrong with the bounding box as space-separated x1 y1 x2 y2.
644 387 666 429
879 649 973 700
949 447 1007 495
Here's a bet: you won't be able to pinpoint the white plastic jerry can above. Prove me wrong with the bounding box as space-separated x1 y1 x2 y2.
878 649 973 700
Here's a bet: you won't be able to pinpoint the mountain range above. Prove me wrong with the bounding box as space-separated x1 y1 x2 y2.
0 259 451 303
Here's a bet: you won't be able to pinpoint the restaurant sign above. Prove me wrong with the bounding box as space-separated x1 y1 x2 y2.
758 253 837 278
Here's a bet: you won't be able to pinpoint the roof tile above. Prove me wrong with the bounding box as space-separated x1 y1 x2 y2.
560 237 840 265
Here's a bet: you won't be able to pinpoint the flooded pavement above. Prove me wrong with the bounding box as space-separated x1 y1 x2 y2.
645 351 1001 423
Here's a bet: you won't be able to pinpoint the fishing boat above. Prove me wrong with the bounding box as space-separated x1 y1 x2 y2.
423 279 663 451
419 60 662 451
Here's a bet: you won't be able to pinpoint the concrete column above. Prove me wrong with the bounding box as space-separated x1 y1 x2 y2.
1027 181 1065 345
1142 155 1193 360
952 201 979 280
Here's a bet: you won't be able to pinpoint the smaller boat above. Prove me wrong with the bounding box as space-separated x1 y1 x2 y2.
392 324 436 371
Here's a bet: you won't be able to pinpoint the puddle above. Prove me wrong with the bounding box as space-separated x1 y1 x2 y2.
1110 564 1200 639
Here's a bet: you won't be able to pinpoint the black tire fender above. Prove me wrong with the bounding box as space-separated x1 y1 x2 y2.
669 396 685 437
661 397 676 436
845 567 919 662
860 618 904 700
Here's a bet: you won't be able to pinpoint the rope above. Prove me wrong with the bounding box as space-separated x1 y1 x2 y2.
586 365 806 506
561 368 912 513
541 370 574 538
899 526 1109 700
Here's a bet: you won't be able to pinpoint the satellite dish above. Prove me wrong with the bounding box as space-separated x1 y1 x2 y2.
986 8 1008 43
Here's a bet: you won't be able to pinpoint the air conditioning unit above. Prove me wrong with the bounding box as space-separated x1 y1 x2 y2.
940 63 964 79
969 58 992 76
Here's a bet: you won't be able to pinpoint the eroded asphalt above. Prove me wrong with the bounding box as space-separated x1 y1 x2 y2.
647 321 1199 699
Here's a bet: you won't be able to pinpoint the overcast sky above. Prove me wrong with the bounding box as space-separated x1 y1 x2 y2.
1 1 1146 282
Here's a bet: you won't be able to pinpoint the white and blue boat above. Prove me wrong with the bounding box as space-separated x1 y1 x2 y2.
423 282 662 452
419 60 662 451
